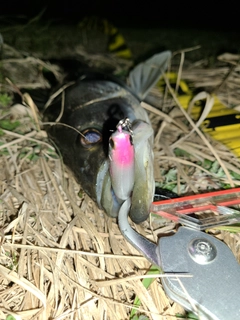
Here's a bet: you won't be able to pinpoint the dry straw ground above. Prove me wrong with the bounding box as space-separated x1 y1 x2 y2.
1 38 240 320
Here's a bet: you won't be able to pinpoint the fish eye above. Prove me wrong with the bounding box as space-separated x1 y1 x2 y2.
80 129 102 148
109 137 115 149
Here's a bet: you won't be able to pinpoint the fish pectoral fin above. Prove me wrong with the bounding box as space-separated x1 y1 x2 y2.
129 51 172 100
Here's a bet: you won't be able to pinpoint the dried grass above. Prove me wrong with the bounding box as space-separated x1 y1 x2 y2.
1 45 240 320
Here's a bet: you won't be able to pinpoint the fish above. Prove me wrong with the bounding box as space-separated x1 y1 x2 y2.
43 51 171 223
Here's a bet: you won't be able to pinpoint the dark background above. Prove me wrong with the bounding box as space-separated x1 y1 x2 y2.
0 0 239 31
1 0 240 65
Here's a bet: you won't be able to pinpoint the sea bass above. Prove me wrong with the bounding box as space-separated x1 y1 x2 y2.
44 51 171 223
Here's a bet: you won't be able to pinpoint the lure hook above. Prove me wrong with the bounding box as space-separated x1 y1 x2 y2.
116 118 133 136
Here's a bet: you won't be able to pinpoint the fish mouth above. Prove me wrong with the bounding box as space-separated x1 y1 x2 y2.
95 119 155 224
96 160 122 218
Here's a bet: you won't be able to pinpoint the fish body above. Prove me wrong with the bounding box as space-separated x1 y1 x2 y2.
44 51 171 223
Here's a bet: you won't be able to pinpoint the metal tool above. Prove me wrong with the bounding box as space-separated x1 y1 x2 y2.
118 189 240 320
151 187 240 230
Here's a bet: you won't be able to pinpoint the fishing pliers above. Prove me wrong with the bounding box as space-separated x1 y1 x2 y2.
118 188 240 320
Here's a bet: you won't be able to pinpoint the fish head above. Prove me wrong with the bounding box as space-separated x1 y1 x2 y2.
44 77 155 223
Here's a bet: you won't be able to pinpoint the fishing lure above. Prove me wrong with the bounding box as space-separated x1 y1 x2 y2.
109 118 135 202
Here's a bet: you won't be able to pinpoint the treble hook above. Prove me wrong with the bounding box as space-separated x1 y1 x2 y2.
116 118 133 135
